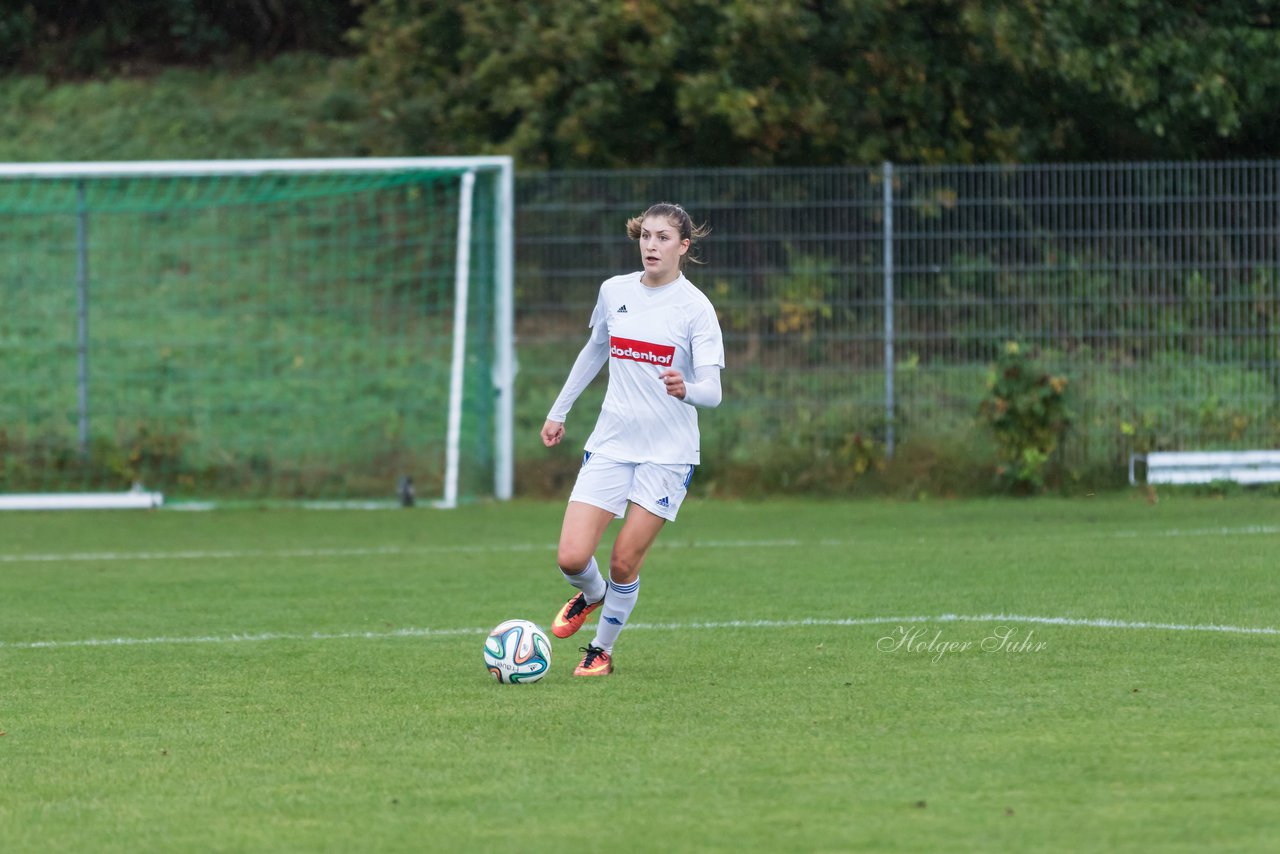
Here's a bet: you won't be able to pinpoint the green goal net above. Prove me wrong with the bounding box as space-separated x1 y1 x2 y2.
0 159 514 507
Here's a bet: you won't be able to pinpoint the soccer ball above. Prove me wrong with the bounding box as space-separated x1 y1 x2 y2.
484 619 552 684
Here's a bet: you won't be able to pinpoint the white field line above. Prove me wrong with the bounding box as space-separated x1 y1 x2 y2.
2 612 1275 651
1114 524 1280 538
0 539 811 564
0 544 542 564
1 524 1277 565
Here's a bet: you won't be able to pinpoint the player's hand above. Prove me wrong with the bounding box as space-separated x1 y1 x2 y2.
659 368 686 400
541 419 565 447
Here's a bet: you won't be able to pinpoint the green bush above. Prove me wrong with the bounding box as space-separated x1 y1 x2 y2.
978 341 1072 493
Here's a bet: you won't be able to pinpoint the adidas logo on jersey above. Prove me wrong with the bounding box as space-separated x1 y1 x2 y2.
617 304 628 313
656 496 670 508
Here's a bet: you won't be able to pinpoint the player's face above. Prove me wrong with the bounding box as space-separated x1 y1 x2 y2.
638 215 689 286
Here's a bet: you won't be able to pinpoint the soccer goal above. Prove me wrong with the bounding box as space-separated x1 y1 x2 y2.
0 158 514 509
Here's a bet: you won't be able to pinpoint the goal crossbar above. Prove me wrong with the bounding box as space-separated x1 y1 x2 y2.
0 157 514 179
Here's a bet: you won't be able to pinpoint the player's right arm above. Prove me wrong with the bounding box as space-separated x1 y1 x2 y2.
541 419 565 447
543 334 609 445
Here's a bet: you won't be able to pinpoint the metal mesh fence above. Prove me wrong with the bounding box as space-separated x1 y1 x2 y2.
516 162 1280 489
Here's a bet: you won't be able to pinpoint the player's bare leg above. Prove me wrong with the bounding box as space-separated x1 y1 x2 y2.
552 501 614 638
575 503 667 675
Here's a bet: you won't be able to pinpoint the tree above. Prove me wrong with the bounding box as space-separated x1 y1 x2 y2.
973 0 1280 159
353 0 1280 167
1 1 358 76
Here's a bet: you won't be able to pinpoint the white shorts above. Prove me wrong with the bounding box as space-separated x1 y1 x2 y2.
568 452 696 521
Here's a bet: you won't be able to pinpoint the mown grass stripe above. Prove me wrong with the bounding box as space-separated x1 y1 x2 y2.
0 524 1276 565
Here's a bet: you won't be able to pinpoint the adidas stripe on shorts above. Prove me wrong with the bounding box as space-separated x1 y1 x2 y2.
568 452 695 521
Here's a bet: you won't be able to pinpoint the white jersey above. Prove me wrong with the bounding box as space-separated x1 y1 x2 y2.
581 271 724 464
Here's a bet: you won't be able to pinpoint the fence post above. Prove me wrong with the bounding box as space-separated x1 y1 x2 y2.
76 181 90 461
882 161 895 459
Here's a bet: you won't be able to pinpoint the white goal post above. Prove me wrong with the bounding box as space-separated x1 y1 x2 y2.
0 157 515 510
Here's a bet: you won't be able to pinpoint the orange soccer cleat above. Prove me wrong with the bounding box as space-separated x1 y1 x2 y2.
552 591 603 639
573 645 613 677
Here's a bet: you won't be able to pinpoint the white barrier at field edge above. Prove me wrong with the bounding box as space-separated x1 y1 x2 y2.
0 491 164 511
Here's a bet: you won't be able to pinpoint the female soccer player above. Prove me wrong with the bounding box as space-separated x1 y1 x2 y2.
540 202 725 676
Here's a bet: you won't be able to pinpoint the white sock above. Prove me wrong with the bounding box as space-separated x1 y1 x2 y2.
591 576 639 652
561 556 607 604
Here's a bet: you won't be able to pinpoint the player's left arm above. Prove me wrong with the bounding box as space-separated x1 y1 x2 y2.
679 300 725 407
660 364 722 407
661 297 724 406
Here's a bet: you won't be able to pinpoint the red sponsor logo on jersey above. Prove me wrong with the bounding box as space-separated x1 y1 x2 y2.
610 336 675 366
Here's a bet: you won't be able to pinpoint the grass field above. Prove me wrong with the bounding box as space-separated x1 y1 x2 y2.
2 493 1278 852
